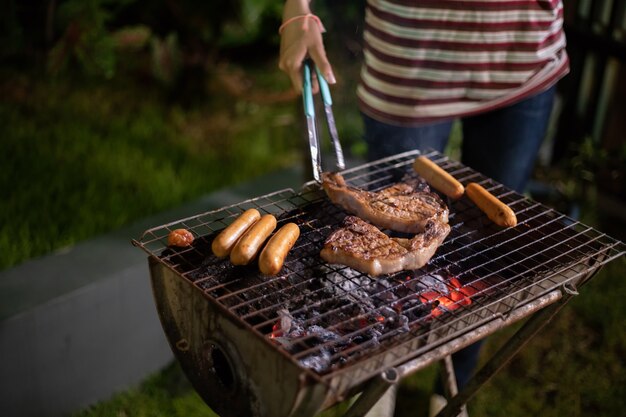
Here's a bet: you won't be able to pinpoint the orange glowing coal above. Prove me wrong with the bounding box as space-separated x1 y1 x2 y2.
270 322 282 339
419 277 480 317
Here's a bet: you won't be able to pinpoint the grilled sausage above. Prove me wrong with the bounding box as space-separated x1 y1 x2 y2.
466 182 517 227
230 214 277 265
413 155 465 199
259 223 300 275
168 228 194 247
212 208 261 258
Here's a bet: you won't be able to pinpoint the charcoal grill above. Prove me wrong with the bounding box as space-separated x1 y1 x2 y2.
132 150 625 417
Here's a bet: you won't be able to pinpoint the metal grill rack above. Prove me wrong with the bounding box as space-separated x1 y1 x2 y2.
133 150 625 417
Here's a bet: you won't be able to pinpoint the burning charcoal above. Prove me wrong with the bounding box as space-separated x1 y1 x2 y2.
277 309 293 334
374 307 411 334
268 311 291 338
400 299 432 321
413 273 481 318
369 278 399 303
279 323 347 374
316 266 379 312
367 328 383 346
372 290 396 304
414 273 449 293
324 267 372 293
299 349 332 373
378 306 397 319
288 327 307 338
398 315 410 332
374 277 393 289
271 337 294 349
350 334 367 345
306 325 341 343
390 276 418 299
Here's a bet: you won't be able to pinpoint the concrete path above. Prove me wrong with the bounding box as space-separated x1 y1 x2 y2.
0 165 306 417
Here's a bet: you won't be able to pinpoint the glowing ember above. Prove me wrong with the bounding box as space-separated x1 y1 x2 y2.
265 270 494 372
270 322 282 339
270 309 293 339
419 276 479 317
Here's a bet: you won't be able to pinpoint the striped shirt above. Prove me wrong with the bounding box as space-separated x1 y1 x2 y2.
357 0 569 126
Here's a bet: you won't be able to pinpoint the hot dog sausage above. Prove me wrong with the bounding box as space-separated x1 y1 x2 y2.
259 223 301 275
465 182 517 227
212 208 261 258
413 155 465 199
230 214 277 265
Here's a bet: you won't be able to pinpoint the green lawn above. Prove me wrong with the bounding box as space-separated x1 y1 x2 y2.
0 64 301 270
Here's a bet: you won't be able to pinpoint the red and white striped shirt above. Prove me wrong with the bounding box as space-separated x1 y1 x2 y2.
357 0 569 126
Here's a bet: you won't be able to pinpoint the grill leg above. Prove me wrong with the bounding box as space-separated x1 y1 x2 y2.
343 368 399 417
438 356 468 417
363 383 398 417
434 285 578 417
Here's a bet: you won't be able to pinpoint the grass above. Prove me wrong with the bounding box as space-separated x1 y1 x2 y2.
467 261 625 417
0 63 302 270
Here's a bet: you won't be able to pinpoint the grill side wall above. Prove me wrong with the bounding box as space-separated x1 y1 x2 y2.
149 257 334 417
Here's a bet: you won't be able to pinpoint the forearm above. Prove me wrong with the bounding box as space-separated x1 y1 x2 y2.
283 0 312 20
279 0 334 91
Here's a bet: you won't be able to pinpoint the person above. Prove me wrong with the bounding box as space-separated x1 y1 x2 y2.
279 0 568 414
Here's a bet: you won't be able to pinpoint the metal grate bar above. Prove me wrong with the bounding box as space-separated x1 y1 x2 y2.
133 150 625 383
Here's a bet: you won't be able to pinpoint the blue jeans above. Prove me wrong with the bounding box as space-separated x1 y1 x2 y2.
363 86 556 193
362 87 556 391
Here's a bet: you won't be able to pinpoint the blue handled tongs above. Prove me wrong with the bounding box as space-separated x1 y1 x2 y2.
302 59 345 183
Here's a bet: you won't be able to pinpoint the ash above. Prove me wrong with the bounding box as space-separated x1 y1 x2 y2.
407 272 450 294
270 267 443 373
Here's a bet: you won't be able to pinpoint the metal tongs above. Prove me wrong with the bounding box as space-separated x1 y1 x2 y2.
302 58 345 183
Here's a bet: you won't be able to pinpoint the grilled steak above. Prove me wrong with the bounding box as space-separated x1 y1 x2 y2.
322 172 448 233
320 216 451 276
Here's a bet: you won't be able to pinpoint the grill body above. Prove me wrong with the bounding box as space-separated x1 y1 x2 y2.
150 257 334 417
134 150 625 417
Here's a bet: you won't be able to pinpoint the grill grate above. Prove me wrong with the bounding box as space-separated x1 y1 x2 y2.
134 150 625 388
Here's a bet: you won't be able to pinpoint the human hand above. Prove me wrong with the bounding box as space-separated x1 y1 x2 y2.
278 8 336 93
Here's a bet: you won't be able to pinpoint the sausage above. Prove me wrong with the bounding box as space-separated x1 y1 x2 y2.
412 155 465 199
230 214 277 265
259 223 301 275
465 182 517 227
168 228 194 247
212 208 261 258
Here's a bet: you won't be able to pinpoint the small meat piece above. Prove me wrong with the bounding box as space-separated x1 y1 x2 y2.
320 216 451 276
168 229 194 247
322 172 448 233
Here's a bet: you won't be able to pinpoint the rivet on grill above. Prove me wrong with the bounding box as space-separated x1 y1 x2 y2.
176 338 190 351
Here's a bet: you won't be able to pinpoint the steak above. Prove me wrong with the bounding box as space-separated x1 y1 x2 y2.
320 216 451 276
322 172 448 233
